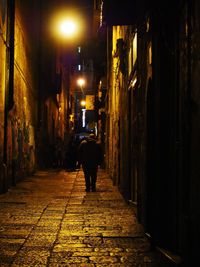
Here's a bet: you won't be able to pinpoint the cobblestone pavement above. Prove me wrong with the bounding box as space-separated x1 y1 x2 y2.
0 168 173 267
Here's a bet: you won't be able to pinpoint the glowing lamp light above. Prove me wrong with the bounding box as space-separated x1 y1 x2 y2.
80 100 86 106
59 19 77 37
50 9 86 42
51 15 80 40
77 78 85 87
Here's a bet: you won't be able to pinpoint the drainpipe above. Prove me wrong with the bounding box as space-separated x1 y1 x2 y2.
2 0 15 192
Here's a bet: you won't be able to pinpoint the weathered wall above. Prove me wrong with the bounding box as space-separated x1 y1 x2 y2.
0 1 7 192
2 1 41 186
103 0 200 264
0 1 7 164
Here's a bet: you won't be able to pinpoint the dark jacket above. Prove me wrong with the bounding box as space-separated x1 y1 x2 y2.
78 137 103 168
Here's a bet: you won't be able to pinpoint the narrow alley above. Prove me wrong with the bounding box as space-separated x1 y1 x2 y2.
0 168 170 267
1 1 200 265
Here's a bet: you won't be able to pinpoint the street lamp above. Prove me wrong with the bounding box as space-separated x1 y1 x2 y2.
76 78 86 128
49 11 84 138
77 77 86 94
59 19 78 38
50 10 85 43
80 100 86 107
50 9 87 133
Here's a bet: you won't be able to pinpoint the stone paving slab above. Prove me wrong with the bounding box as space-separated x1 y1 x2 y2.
0 168 172 266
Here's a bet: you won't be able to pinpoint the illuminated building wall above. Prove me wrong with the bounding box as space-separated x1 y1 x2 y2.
0 1 41 189
0 1 7 166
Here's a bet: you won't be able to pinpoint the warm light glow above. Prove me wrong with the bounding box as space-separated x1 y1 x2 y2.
77 78 85 87
131 77 137 88
50 9 86 42
80 100 86 106
59 20 77 37
133 33 137 66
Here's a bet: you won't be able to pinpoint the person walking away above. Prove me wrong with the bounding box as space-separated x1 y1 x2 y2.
78 133 103 192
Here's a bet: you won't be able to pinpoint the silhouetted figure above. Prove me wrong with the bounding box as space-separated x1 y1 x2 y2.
78 133 103 192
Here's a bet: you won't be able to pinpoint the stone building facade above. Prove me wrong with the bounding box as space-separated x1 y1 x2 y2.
0 0 66 190
0 1 40 190
101 0 200 265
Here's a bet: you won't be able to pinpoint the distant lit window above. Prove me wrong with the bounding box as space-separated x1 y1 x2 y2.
78 64 81 71
82 108 86 127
